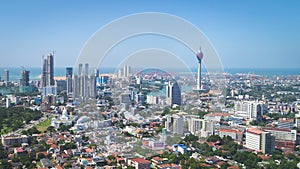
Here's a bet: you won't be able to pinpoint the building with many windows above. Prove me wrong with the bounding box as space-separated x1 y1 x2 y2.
166 81 181 107
246 128 275 154
277 118 294 129
1 134 28 147
165 114 183 135
263 127 299 150
66 67 73 95
234 100 267 121
217 128 243 142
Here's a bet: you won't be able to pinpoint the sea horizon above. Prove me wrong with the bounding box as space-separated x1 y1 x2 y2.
0 67 298 81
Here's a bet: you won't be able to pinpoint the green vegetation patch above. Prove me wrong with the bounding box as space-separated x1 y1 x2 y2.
36 117 52 132
0 107 42 134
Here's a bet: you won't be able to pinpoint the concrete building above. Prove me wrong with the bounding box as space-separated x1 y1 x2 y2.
263 127 299 150
277 118 294 129
123 65 131 78
41 52 55 87
189 118 204 135
6 98 11 108
187 116 215 137
4 69 9 82
66 67 73 94
20 70 30 86
120 93 131 110
218 128 243 142
172 144 187 154
204 112 231 121
1 134 28 146
73 63 96 99
246 128 275 154
148 139 165 150
165 115 183 135
166 81 181 107
135 93 145 105
234 100 266 120
127 158 151 169
146 95 159 105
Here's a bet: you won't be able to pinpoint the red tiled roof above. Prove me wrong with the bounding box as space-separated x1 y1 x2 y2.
257 154 271 161
55 165 63 169
219 128 243 134
247 128 263 135
131 158 150 163
278 118 294 123
85 148 93 153
204 113 231 117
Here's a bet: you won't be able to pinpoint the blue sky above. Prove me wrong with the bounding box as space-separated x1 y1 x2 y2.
0 0 299 69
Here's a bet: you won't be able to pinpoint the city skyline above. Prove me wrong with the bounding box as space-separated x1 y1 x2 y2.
0 1 299 69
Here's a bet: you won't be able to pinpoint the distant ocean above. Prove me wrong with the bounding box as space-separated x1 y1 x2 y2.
0 67 298 82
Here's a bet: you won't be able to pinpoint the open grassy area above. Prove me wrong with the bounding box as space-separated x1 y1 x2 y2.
36 117 52 132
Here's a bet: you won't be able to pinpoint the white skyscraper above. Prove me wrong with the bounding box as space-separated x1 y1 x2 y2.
73 63 96 99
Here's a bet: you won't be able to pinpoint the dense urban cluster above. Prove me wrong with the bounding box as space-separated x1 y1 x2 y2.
0 53 300 169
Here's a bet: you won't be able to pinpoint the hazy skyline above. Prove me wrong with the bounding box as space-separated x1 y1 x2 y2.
0 0 299 69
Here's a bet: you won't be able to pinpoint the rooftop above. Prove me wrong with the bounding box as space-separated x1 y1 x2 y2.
278 118 294 123
204 112 231 117
219 128 243 134
247 128 264 135
130 158 150 164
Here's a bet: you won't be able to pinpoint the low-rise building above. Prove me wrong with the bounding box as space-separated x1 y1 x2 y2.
263 127 299 150
1 134 28 147
277 118 294 129
127 158 151 169
217 128 243 142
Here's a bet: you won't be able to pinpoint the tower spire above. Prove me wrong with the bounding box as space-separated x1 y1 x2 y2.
196 46 204 90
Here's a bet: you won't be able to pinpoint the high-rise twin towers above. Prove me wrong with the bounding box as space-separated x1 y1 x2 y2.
41 47 204 99
73 63 96 99
41 52 96 99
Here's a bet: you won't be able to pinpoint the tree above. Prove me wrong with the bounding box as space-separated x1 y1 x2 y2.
233 151 261 168
46 126 56 133
207 135 222 142
58 124 72 132
198 111 208 118
220 163 230 169
161 107 170 116
0 159 12 169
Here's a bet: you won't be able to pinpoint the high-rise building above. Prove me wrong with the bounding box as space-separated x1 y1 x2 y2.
78 63 83 76
120 92 131 110
234 100 266 121
73 74 80 97
89 75 96 98
47 53 54 86
196 48 203 90
185 116 216 137
73 63 96 99
165 115 183 135
135 93 145 105
94 69 99 78
246 128 275 154
66 67 73 94
41 52 54 87
166 81 181 106
21 70 30 86
123 65 131 78
189 117 204 135
4 69 9 82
